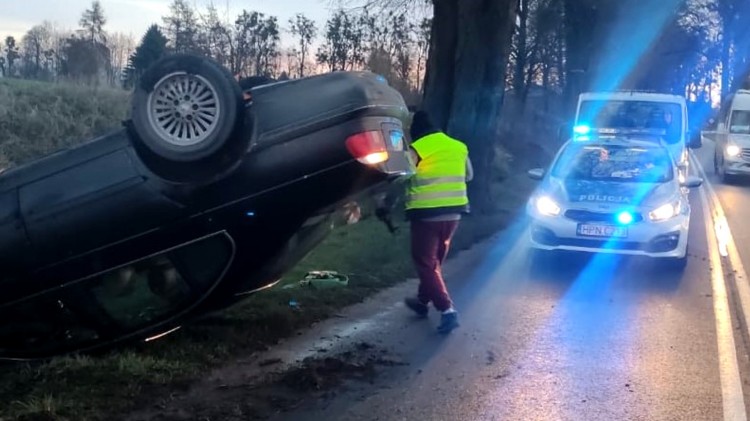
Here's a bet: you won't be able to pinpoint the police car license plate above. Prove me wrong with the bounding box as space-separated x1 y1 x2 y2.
576 224 628 238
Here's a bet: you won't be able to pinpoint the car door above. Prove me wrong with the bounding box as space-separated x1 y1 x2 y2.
18 148 184 265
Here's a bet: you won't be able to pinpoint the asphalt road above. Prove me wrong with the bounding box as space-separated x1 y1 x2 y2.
262 139 750 421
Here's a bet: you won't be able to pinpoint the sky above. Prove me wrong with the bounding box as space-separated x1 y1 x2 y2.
0 0 346 45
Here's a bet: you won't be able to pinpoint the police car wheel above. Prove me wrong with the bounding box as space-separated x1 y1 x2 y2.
662 246 688 272
130 53 244 163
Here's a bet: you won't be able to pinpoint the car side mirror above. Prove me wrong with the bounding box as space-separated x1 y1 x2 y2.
680 176 703 188
528 168 545 180
688 133 702 149
558 123 572 143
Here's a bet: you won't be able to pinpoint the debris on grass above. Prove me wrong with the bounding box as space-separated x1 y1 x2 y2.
282 271 350 290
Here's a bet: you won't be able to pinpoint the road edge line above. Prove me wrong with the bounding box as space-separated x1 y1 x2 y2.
692 152 750 343
692 152 748 421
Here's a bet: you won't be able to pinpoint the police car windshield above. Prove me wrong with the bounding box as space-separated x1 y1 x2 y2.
551 143 673 183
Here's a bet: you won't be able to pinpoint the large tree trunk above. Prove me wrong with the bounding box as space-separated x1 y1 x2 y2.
421 0 518 213
719 0 733 99
421 0 459 129
513 0 528 96
729 1 750 92
562 0 597 118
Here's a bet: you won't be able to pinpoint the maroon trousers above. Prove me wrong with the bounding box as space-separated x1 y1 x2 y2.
410 219 460 311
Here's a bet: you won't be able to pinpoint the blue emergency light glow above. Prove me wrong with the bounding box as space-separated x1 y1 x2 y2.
573 125 591 135
572 125 592 141
616 211 634 225
246 211 256 217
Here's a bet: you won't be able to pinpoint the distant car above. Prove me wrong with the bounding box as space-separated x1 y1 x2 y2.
0 54 413 360
713 89 750 182
526 130 702 268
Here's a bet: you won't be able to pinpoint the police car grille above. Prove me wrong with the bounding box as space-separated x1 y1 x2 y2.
742 148 750 161
565 209 644 223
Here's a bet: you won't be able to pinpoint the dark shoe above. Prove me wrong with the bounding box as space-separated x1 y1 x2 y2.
437 311 459 334
404 297 429 317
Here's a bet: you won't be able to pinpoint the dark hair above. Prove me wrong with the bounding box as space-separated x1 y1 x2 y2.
410 110 440 140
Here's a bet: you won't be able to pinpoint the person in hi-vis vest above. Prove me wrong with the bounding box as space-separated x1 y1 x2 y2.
402 110 472 334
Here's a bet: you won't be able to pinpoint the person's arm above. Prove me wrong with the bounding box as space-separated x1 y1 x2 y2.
465 156 474 182
408 148 419 166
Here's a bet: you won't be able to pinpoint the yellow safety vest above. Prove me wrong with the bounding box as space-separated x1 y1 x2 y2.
405 132 469 212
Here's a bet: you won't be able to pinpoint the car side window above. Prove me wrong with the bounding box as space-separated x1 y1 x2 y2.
89 232 235 329
0 232 235 359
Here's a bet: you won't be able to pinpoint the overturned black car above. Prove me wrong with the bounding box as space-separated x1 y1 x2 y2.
0 54 413 360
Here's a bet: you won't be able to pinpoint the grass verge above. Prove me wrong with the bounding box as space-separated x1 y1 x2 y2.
0 78 130 168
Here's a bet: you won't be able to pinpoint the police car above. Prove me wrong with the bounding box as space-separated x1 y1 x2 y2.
526 127 703 268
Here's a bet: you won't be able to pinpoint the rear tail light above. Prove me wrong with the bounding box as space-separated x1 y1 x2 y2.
345 131 389 165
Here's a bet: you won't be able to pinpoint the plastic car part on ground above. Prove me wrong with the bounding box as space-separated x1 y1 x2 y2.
283 271 350 289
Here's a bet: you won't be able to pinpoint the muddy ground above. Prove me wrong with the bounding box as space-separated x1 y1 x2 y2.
125 341 407 421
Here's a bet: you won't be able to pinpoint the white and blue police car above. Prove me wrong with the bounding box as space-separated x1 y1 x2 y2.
525 126 703 268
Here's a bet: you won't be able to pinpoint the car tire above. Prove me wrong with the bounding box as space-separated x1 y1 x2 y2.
662 245 688 272
715 154 735 184
130 53 245 163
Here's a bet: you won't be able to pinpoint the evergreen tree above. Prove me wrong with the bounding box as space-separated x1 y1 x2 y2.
123 24 169 88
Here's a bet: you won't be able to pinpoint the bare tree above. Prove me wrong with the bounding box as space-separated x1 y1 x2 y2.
254 15 281 76
198 5 233 68
21 24 52 79
317 9 367 71
233 10 261 75
4 37 21 77
289 14 317 78
163 0 199 53
414 17 431 93
108 32 135 86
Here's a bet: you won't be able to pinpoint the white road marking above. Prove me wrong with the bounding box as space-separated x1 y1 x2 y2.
691 152 748 421
692 153 750 343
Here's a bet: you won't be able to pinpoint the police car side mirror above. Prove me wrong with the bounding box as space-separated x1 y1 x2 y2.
528 168 545 180
558 124 572 142
680 176 703 188
688 132 702 149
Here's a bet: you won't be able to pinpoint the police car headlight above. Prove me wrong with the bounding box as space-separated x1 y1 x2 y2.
649 200 681 221
535 196 561 216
